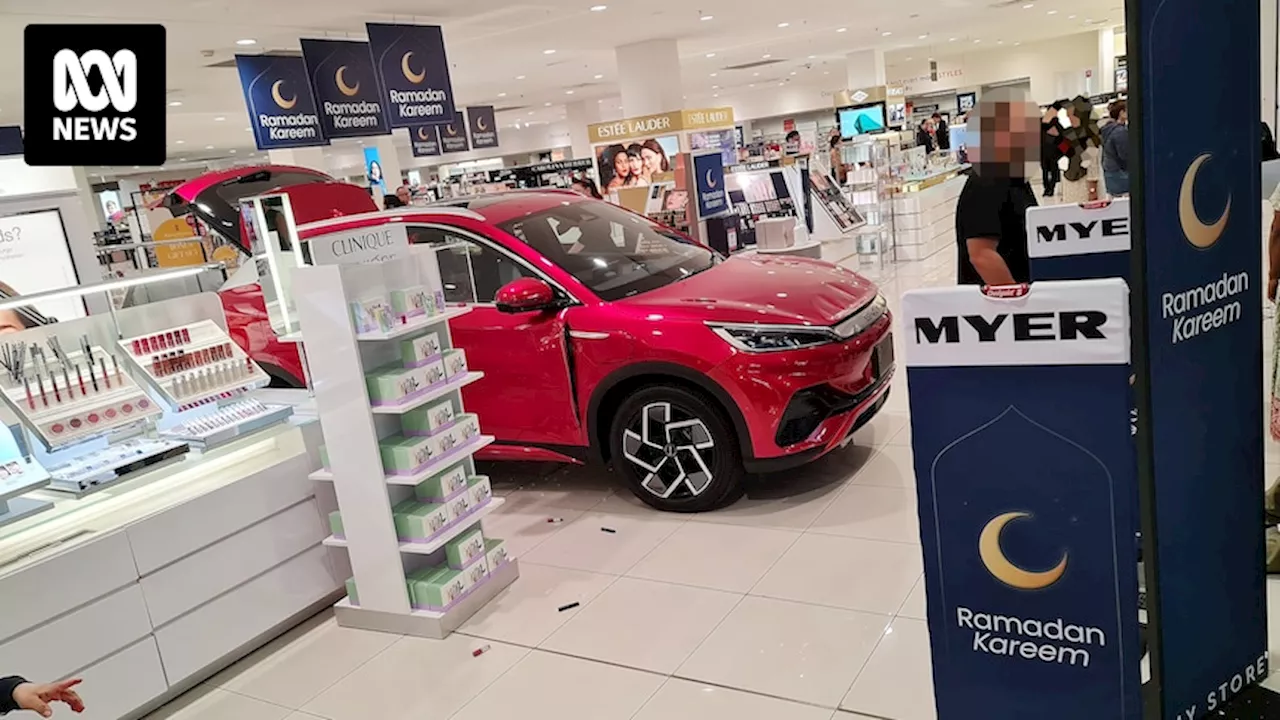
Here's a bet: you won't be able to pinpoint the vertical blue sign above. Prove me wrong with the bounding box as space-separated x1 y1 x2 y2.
439 112 469 153
1129 0 1267 716
366 23 456 128
905 280 1141 720
693 151 727 218
364 146 385 197
299 38 390 139
467 106 499 149
410 125 441 157
235 55 328 150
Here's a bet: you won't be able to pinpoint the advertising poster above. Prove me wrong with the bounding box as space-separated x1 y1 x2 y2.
905 280 1141 720
957 92 977 113
466 106 499 149
366 23 456 128
0 210 85 323
596 136 678 191
690 129 735 166
438 112 470 153
364 146 386 197
693 152 727 219
1026 198 1130 282
1130 0 1266 716
410 124 442 157
236 55 328 150
151 217 206 268
97 189 124 224
299 38 391 139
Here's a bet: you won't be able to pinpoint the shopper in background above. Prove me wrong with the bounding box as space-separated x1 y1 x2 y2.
1040 102 1064 198
395 185 413 207
382 193 403 209
1059 96 1102 204
932 112 951 151
916 119 936 153
829 135 847 184
0 676 84 716
1101 100 1130 196
602 144 632 190
954 87 1039 285
570 176 603 199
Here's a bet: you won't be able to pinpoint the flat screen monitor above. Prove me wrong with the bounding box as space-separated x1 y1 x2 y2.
838 103 887 138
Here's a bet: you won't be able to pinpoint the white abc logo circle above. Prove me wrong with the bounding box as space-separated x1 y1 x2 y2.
53 49 137 113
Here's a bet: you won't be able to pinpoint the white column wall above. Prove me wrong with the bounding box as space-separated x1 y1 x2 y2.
1097 27 1117 94
267 147 329 172
566 100 601 160
846 49 887 90
615 39 684 116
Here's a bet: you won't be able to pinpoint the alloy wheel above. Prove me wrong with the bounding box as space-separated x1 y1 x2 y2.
621 401 716 499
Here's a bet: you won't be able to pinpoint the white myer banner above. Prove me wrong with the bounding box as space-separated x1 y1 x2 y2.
902 279 1130 367
1027 197 1130 259
302 222 410 266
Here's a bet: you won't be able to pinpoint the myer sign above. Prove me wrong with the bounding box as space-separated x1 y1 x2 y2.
1027 198 1131 259
305 223 409 266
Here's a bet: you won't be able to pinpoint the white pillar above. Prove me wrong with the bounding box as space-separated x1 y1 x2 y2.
267 146 328 172
373 134 405 192
566 100 601 160
1097 27 1117 95
846 49 886 90
615 39 683 116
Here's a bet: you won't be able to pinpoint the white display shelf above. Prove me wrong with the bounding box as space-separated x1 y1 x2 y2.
333 559 520 639
323 497 505 555
309 435 495 484
356 307 471 342
369 372 484 416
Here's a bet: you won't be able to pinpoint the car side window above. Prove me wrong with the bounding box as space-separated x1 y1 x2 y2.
406 225 536 304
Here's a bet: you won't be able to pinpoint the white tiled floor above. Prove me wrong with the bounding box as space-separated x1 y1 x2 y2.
146 238 1280 719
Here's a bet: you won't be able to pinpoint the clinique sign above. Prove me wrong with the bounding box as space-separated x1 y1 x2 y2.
306 224 410 266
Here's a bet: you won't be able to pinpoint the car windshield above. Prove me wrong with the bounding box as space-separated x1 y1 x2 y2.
496 199 719 301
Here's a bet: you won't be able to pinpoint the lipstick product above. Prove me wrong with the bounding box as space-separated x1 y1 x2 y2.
23 377 33 410
100 357 110 389
63 367 73 400
111 354 121 383
76 364 86 395
181 328 191 344
52 376 61 403
36 374 47 407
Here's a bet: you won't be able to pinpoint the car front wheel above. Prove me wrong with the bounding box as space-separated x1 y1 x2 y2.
609 385 745 512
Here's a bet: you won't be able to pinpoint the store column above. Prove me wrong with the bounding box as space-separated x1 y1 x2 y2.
1096 26 1117 95
614 39 683 116
845 49 886 90
566 100 601 160
267 147 328 172
372 135 404 197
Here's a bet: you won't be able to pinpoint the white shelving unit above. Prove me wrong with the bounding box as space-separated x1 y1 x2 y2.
293 259 518 640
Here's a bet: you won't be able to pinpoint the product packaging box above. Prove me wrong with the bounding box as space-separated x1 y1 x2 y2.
467 475 493 507
366 362 441 406
379 434 437 476
414 463 469 502
462 556 490 586
442 349 468 380
400 331 442 368
449 413 482 447
403 398 456 436
345 577 359 606
350 296 393 335
391 285 433 321
485 538 510 569
411 567 472 610
446 527 487 568
328 510 344 538
445 491 473 523
392 498 454 541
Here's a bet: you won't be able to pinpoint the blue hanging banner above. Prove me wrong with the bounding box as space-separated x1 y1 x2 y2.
365 23 456 128
693 151 728 219
235 55 328 150
905 280 1141 720
1129 0 1266 715
299 38 390 139
439 112 469 153
1027 198 1130 282
466 106 499 149
410 125 441 157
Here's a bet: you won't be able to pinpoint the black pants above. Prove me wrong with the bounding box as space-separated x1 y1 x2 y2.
1041 159 1060 197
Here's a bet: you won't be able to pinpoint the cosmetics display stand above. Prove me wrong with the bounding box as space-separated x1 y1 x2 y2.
293 253 517 639
117 320 273 411
0 432 52 529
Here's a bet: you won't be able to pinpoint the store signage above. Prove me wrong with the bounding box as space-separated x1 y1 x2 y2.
0 209 86 322
1130 0 1267 716
693 152 728 219
299 38 391 139
466 106 499 149
366 23 456 128
728 161 773 174
236 55 329 150
23 24 166 166
410 124 441 157
588 107 734 144
439 112 470 153
306 223 410 266
904 279 1140 720
1027 198 1131 282
526 159 593 174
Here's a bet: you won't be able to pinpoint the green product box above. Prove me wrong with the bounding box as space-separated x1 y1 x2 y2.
379 434 436 475
442 348 468 380
392 499 454 541
402 398 456 437
366 363 437 406
446 527 486 569
345 577 359 605
485 538 510 569
414 463 469 501
328 510 344 537
467 475 493 507
462 556 490 586
405 566 444 606
445 491 473 523
391 286 433 321
449 413 482 446
413 568 472 609
400 331 442 368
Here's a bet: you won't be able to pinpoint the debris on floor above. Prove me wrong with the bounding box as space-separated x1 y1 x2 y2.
472 644 491 657
557 602 580 612
600 527 617 533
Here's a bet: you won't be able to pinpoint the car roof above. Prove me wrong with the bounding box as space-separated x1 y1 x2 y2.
428 189 587 226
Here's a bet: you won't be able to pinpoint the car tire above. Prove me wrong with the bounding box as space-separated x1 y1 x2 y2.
609 384 745 513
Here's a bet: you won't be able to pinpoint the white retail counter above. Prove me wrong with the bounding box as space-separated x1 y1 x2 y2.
892 170 968 261
0 401 343 720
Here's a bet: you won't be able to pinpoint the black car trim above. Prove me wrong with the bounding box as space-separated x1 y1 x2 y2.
745 387 891 474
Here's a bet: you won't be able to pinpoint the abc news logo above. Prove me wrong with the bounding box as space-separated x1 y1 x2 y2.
24 25 166 166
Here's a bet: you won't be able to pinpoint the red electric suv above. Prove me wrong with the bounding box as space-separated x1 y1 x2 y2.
179 167 895 512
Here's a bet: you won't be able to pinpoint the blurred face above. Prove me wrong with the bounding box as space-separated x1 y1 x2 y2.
613 151 630 177
976 95 1038 177
396 186 411 204
641 147 662 174
629 153 643 176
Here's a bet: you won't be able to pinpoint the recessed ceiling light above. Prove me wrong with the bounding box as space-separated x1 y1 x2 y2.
235 38 257 46
590 4 607 10
949 37 958 41
700 14 713 20
593 73 603 79
516 75 526 80
748 83 755 88
168 100 182 107
229 150 236 154
807 55 816 59
205 145 214 149
753 72 760 76
498 92 507 97
1014 41 1022 45
762 53 771 59
1023 2 1034 7
836 27 847 32
710 72 717 77
918 34 928 39
244 127 251 132
777 22 790 27
997 39 1004 44
1068 14 1076 18
713 93 719 98
712 84 720 89
974 39 982 43
528 110 535 115
175 140 185 144
906 57 913 61
823 70 830 74
132 165 139 169
881 30 892 36
1048 9 1058 13
706 52 716 58
543 49 556 55
790 71 797 75
565 90 574 94
544 101 552 106
214 116 225 121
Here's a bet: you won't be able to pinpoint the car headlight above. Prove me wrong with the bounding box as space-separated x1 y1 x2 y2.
833 294 888 338
708 323 839 353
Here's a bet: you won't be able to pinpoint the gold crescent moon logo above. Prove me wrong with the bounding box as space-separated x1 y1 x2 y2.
401 52 427 84
271 80 297 110
335 65 360 97
1179 152 1231 249
417 126 431 141
705 169 717 188
446 123 457 136
978 512 1068 590
477 116 488 131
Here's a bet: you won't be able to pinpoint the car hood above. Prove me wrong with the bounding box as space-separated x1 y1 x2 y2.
619 254 879 326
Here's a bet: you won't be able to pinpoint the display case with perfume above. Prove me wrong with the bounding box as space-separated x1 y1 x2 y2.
117 320 272 412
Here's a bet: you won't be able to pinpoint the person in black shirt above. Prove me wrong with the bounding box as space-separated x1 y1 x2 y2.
932 112 950 151
955 87 1040 285
1040 102 1065 197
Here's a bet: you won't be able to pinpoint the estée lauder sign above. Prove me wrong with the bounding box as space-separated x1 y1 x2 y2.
587 107 734 143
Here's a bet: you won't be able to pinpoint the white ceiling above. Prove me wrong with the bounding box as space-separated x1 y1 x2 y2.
0 0 1122 175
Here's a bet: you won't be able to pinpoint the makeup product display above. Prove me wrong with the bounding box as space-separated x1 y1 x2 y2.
351 296 395 335
413 463 469 502
485 538 510 571
445 527 486 569
365 360 447 407
390 286 435 323
159 398 295 448
44 436 190 495
442 349 468 380
118 320 272 412
0 427 53 529
400 331 442 368
0 337 163 450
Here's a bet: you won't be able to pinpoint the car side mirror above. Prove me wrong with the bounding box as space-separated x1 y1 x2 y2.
495 278 557 314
